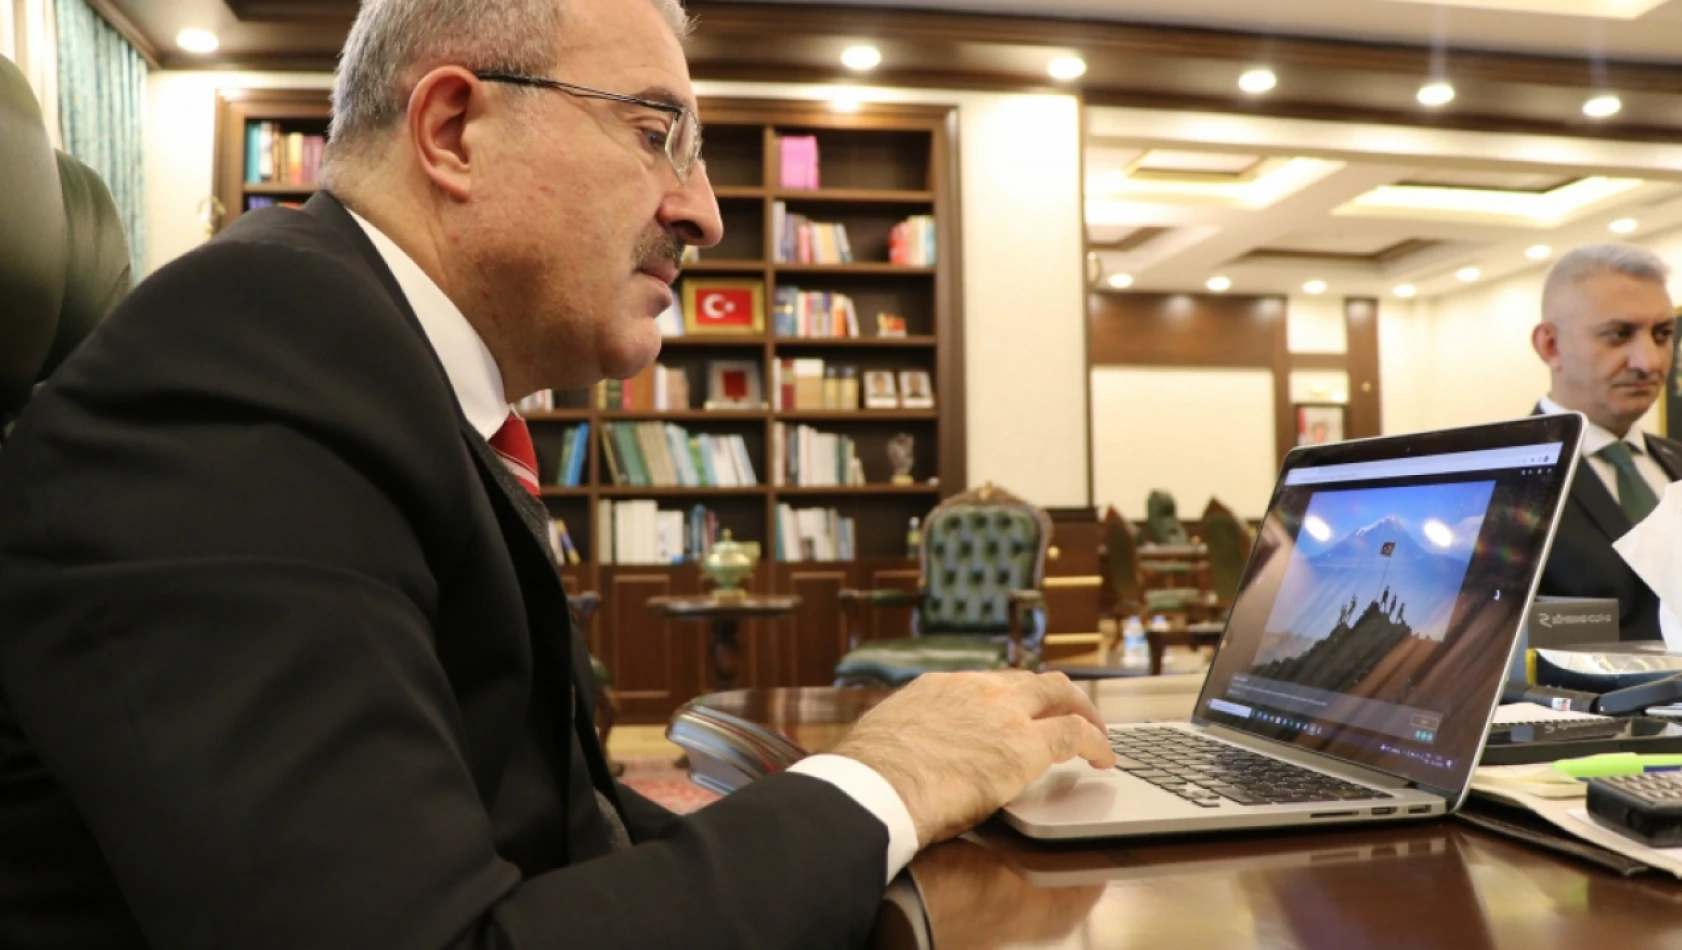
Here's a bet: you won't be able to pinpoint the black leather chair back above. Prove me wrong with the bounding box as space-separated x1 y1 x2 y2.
0 54 132 437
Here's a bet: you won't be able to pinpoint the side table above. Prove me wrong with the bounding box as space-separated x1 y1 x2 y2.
646 593 802 691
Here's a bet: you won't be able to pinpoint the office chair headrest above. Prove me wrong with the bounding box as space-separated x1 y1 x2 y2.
0 54 131 431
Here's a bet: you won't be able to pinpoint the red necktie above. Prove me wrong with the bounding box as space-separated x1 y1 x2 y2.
489 412 542 497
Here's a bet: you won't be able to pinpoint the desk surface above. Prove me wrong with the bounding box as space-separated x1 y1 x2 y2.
682 677 1682 948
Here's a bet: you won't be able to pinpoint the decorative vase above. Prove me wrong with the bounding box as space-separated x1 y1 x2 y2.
701 529 754 599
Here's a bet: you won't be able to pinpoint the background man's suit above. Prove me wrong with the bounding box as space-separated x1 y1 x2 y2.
1534 408 1682 641
0 194 889 948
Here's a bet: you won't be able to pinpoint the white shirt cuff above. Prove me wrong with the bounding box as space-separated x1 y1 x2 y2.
788 753 919 883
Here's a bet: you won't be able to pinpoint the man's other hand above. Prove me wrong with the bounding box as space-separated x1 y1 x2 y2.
831 670 1115 848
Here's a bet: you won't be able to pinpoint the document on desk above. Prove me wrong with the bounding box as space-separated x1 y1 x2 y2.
1490 701 1610 724
1470 766 1682 879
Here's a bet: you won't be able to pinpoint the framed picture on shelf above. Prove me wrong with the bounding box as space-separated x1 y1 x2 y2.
706 360 764 409
683 279 764 335
1295 403 1346 446
898 370 934 409
863 369 899 409
876 313 907 338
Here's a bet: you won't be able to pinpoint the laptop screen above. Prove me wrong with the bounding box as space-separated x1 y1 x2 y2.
1193 414 1583 798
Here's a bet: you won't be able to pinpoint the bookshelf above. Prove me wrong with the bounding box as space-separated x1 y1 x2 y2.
211 92 961 719
212 88 332 232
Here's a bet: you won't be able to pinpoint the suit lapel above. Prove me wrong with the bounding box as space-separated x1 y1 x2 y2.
1644 434 1682 482
1569 463 1632 541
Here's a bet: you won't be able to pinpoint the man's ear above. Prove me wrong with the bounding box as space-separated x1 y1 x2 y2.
1532 321 1561 369
407 66 480 201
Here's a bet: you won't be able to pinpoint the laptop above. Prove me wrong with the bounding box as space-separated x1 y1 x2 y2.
1004 413 1586 840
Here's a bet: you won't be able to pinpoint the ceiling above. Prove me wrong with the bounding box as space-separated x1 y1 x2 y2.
96 0 1682 297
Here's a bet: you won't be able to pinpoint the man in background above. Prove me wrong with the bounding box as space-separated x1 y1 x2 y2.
1531 243 1682 640
0 0 1112 945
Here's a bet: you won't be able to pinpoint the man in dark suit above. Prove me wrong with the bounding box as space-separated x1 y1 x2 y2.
1531 243 1681 641
0 0 1113 946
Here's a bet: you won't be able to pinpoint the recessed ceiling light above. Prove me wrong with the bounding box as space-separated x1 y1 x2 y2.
1206 275 1232 292
1047 56 1088 81
1107 273 1135 290
1302 279 1327 295
1417 81 1456 107
1393 284 1417 299
1525 244 1553 260
1609 217 1638 234
1583 94 1622 119
1238 68 1277 95
1456 266 1481 282
176 28 219 54
841 45 881 71
829 94 862 114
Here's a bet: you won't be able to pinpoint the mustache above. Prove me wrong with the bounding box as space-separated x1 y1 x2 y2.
1614 371 1662 385
635 230 687 271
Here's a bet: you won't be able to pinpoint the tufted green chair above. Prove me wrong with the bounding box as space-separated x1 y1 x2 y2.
833 483 1052 688
1143 490 1190 545
1102 506 1205 622
1199 497 1254 613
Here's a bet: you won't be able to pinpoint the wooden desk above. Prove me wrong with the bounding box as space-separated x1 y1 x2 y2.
672 677 1682 948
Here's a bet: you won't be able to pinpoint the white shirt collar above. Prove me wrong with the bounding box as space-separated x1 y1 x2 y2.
346 208 509 441
1537 393 1646 457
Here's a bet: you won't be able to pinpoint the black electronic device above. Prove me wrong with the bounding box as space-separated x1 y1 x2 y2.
1592 674 1682 716
1487 717 1629 744
1586 772 1682 847
1479 717 1682 766
1499 680 1599 713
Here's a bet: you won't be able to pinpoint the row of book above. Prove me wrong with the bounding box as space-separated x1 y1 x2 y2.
596 500 723 565
601 422 758 488
243 123 325 186
888 216 938 267
774 202 853 264
778 135 821 190
775 505 857 562
772 424 866 487
547 518 583 565
547 423 590 487
244 196 305 212
772 287 860 338
770 358 861 411
595 364 691 411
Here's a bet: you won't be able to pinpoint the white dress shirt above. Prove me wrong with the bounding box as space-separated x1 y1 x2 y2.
346 210 918 882
1537 395 1673 506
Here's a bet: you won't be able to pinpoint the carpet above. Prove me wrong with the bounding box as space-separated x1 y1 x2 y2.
618 755 723 814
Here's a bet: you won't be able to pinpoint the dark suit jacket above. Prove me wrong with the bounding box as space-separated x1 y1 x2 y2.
0 193 889 948
1533 405 1682 641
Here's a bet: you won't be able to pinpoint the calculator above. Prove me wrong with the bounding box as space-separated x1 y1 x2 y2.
1586 773 1682 847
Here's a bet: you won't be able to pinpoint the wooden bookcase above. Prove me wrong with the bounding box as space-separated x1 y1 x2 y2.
210 92 963 720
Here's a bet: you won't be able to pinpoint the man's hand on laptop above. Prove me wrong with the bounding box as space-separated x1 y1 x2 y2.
832 670 1115 848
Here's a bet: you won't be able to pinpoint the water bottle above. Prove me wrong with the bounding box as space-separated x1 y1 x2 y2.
1122 616 1148 665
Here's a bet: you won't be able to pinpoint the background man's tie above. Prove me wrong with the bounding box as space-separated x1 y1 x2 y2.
1598 441 1660 525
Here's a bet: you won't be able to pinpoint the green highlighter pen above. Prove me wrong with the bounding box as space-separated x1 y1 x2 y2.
1550 753 1682 780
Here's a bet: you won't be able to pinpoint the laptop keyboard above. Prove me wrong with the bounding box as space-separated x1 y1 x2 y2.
1109 726 1393 808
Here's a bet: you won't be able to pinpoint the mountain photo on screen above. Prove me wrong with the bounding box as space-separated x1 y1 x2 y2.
1250 481 1495 694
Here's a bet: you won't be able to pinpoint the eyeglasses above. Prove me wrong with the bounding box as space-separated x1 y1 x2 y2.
474 71 703 183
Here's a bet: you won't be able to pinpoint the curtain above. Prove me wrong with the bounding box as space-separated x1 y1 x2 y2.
4 0 62 145
54 0 145 275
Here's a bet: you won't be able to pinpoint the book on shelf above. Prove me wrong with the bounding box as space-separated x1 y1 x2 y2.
774 504 856 562
778 135 820 190
245 196 306 211
547 518 582 565
599 422 756 487
771 358 861 410
244 122 325 186
772 202 853 264
551 423 589 487
599 500 727 565
772 287 859 338
773 423 867 487
888 215 937 266
594 363 689 410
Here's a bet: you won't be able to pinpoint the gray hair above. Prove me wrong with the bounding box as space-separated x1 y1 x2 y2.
322 0 691 173
1541 243 1671 317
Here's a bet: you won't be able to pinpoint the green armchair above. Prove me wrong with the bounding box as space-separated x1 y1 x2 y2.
832 483 1052 688
1198 497 1254 613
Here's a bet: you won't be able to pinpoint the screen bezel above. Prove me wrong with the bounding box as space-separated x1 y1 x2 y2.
1190 413 1586 803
